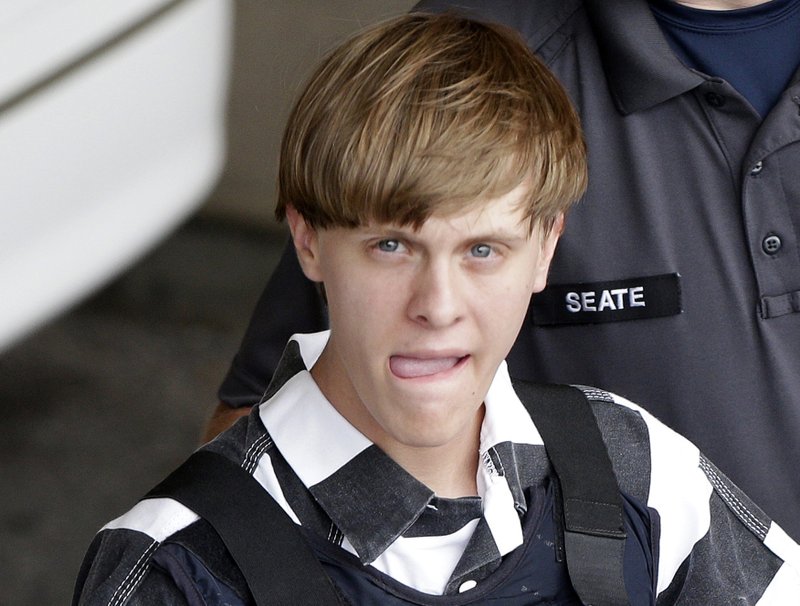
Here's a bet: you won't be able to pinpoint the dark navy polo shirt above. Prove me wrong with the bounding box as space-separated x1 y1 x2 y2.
650 0 800 117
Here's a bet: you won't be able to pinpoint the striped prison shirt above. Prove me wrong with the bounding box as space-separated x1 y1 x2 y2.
74 331 800 605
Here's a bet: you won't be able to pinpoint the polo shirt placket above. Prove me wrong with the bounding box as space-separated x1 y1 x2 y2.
742 83 800 318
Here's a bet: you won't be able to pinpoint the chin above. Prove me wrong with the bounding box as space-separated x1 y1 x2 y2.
387 405 477 447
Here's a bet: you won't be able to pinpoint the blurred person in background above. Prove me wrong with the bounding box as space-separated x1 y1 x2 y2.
208 0 800 541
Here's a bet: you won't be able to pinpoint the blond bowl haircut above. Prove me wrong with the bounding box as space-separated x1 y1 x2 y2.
275 13 587 236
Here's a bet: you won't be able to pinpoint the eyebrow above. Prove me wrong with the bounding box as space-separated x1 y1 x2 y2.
469 230 529 243
366 226 530 245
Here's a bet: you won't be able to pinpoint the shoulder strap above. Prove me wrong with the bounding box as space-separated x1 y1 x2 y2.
513 381 631 606
145 449 343 606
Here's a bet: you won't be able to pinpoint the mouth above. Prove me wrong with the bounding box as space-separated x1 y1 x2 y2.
389 354 469 379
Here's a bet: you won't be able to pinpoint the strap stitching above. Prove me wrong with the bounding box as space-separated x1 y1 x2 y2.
243 433 272 474
575 386 615 404
699 457 768 539
115 547 155 606
242 433 269 471
107 539 157 606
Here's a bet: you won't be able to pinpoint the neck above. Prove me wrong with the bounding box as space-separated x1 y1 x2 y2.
310 346 485 498
675 0 774 9
382 408 484 498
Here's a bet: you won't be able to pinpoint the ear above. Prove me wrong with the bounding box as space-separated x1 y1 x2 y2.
531 214 564 294
286 206 324 282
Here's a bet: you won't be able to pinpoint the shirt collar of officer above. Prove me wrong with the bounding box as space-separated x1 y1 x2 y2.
257 331 542 565
584 0 705 114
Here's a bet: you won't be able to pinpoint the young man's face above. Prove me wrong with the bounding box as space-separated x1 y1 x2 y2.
288 183 560 456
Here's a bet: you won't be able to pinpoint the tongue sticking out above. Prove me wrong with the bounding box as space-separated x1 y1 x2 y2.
390 355 463 379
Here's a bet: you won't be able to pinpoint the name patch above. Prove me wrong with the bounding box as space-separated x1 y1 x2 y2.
531 273 682 326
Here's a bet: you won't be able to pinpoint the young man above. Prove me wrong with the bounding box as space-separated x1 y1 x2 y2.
75 13 799 605
209 0 800 542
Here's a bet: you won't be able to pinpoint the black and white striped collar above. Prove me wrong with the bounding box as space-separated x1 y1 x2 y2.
257 331 546 566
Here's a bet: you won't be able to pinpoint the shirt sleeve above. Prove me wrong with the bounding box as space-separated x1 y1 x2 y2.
611 393 800 603
73 531 249 606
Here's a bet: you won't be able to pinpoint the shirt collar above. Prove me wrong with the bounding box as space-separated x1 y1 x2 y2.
584 0 705 114
258 331 541 564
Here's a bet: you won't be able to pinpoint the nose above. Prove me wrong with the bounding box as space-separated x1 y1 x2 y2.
407 260 464 328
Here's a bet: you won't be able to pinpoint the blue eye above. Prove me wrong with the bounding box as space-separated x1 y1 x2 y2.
471 243 492 258
377 239 400 252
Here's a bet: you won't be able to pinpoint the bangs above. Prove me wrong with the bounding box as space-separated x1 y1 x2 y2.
276 14 586 232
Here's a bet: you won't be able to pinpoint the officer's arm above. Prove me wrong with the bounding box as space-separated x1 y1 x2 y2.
203 239 327 441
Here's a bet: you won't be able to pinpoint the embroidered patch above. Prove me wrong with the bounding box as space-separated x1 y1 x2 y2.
531 273 682 325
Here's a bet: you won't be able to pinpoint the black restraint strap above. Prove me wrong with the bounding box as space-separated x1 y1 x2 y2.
144 382 628 605
513 381 630 606
145 449 343 606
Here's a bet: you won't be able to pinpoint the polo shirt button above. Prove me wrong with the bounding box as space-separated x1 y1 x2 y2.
750 161 763 175
705 92 726 107
763 235 782 255
459 580 477 593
